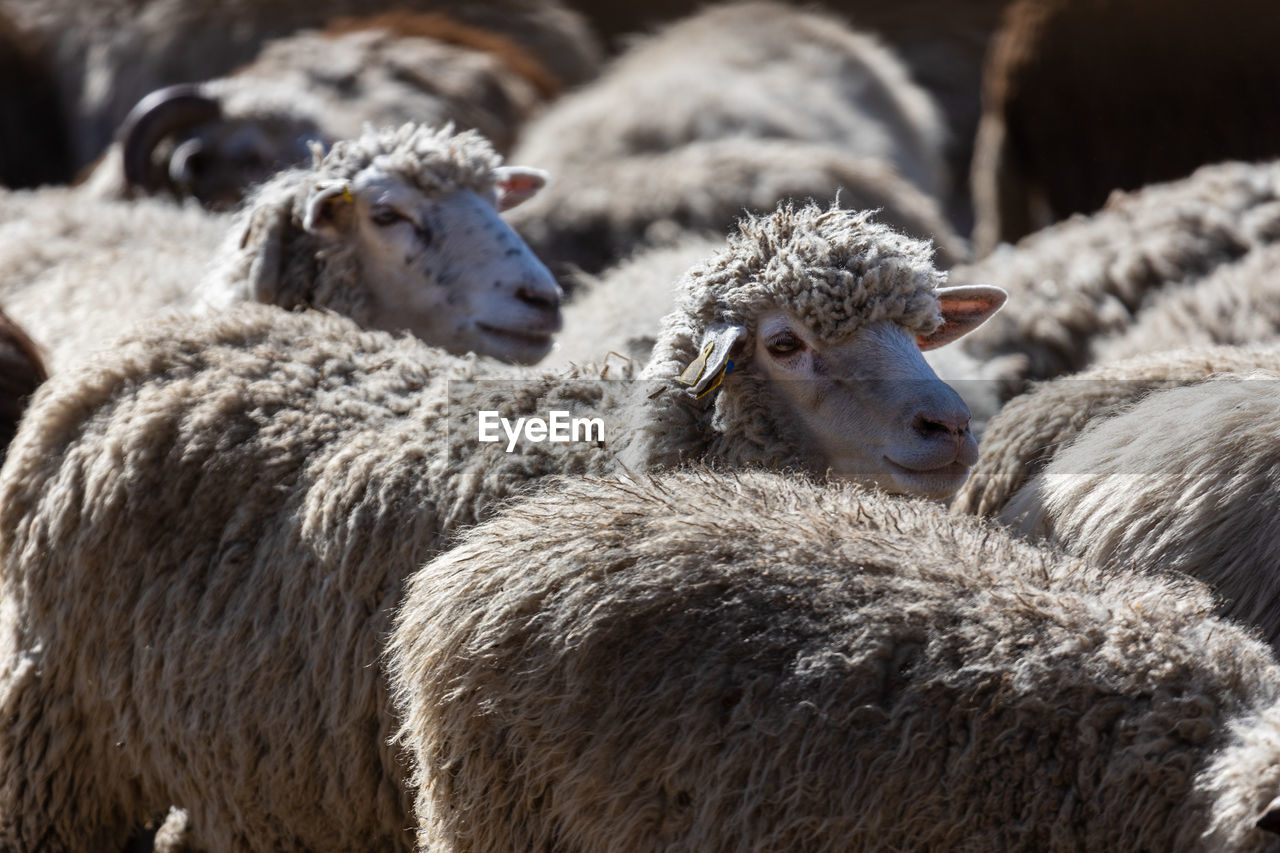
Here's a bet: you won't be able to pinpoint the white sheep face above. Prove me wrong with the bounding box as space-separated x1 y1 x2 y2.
326 165 562 364
748 307 988 500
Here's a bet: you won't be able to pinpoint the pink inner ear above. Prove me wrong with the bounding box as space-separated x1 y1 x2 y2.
916 323 963 351
496 171 546 212
917 287 1007 350
940 296 999 318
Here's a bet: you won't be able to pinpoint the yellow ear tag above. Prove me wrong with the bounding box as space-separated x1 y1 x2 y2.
694 360 732 400
676 340 716 387
339 187 354 204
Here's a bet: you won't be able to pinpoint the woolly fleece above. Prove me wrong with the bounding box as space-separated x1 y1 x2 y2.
0 203 963 850
1002 376 1280 648
0 186 230 372
388 469 1280 852
507 136 964 277
1095 242 1280 362
943 159 1280 396
953 344 1280 518
512 1 948 199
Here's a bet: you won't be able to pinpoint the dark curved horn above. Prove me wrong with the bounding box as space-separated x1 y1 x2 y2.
168 138 206 190
120 84 221 192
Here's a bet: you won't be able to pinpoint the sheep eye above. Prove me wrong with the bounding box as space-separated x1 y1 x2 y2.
370 206 408 227
766 333 804 356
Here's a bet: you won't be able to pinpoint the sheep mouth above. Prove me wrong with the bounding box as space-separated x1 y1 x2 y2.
882 457 971 499
476 324 555 347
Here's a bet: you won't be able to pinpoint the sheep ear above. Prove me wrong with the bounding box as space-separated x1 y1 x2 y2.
917 285 1007 351
303 180 355 235
242 202 291 306
1257 795 1280 835
674 322 746 399
494 166 548 211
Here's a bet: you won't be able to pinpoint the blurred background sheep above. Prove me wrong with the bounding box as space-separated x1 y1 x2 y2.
1 0 601 176
506 1 960 277
971 0 1280 255
6 0 1280 849
82 12 572 208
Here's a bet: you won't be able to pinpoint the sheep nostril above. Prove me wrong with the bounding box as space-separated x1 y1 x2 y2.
913 413 969 439
516 286 560 313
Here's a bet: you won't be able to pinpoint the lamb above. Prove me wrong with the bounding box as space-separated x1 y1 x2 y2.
951 344 1280 518
0 123 562 370
938 159 1280 399
508 137 965 278
971 0 1280 254
85 11 564 208
1094 242 1280 363
0 203 1004 850
387 468 1280 852
5 0 600 171
506 1 955 274
992 376 1280 650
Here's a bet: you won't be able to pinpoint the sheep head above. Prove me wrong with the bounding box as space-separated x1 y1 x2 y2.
227 123 562 364
120 83 322 210
642 204 1005 499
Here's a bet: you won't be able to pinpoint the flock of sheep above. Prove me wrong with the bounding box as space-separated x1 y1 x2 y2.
2 0 1280 850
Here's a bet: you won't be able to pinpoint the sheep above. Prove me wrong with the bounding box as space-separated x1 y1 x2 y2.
1094 242 1280 363
0 203 1005 851
387 468 1280 852
0 123 562 370
6 0 601 172
510 136 965 278
0 187 231 373
951 344 1280 519
198 122 563 364
84 11 564 208
830 0 1013 232
543 220 976 427
971 0 1280 255
543 0 1008 232
541 227 989 431
938 159 1280 400
514 2 946 197
992 376 1280 649
545 225 994 435
546 237 721 368
0 11 70 188
506 1 955 274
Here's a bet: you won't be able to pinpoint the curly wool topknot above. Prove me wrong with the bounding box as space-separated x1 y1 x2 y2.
312 122 503 197
681 203 947 343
